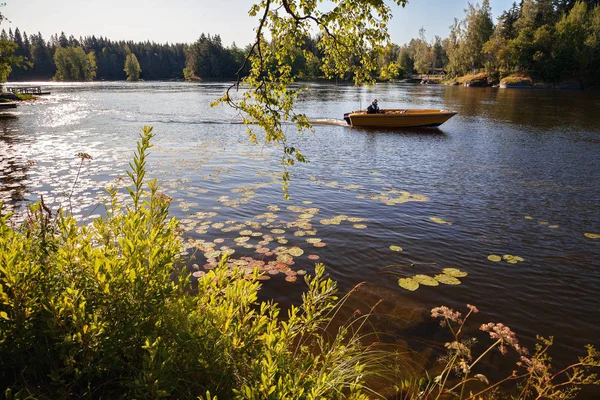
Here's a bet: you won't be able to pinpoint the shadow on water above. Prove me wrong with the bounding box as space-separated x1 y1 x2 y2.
0 116 30 209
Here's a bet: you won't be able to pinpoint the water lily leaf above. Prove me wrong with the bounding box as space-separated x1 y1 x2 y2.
503 254 524 264
584 233 600 239
307 254 320 260
487 255 502 262
306 238 321 244
398 278 419 291
302 201 313 204
429 217 452 225
313 242 326 248
442 268 468 277
524 216 533 220
285 276 297 283
297 270 307 276
353 224 367 229
211 223 224 229
390 245 403 252
240 230 252 235
288 247 304 257
234 236 250 243
434 274 461 285
271 229 286 234
414 274 439 286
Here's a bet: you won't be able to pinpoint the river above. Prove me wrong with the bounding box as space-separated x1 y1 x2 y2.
1 81 599 389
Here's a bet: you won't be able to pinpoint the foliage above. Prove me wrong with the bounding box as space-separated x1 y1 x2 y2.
403 304 600 399
53 46 97 81
214 0 408 197
0 127 376 399
124 52 142 81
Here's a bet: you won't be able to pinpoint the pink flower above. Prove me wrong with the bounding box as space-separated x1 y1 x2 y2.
431 306 463 326
480 322 528 355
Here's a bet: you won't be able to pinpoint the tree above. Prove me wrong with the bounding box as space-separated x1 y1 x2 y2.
124 52 142 81
216 0 408 196
413 28 432 75
53 46 97 81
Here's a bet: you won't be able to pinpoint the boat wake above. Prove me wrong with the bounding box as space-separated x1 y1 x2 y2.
309 118 348 127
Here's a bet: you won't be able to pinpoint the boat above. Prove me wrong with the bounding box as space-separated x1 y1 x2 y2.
343 109 457 128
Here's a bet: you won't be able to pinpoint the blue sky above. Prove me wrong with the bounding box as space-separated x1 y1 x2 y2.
5 0 514 46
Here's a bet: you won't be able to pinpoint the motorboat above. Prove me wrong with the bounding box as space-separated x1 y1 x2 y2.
343 109 457 128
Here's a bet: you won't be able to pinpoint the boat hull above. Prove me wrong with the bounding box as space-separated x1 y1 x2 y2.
345 109 457 128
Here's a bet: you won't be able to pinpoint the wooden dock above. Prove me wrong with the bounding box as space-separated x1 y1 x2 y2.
5 86 51 95
0 102 18 109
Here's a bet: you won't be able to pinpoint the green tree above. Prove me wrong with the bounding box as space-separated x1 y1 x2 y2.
413 28 432 75
53 46 97 81
215 0 408 196
124 52 142 81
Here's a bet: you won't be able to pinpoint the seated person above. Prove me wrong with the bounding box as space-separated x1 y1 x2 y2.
366 99 380 114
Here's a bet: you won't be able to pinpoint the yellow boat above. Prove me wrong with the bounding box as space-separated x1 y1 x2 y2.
343 109 457 128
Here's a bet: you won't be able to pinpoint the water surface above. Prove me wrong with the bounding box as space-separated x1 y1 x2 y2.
1 81 599 383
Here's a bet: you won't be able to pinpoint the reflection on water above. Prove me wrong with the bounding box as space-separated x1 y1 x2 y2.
1 82 599 385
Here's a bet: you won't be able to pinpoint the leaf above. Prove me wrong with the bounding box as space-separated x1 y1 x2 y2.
584 233 600 239
429 217 452 225
389 245 403 252
398 278 419 291
434 274 461 285
288 247 304 257
414 274 439 286
487 255 502 262
442 268 468 277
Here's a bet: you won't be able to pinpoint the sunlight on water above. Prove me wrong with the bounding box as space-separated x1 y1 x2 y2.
1 81 599 375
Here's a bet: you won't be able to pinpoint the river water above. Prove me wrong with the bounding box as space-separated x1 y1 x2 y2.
1 81 599 386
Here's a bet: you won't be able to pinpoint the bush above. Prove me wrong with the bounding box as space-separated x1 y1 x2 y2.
0 126 372 399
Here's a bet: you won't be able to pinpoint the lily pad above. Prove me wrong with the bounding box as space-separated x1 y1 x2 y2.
584 233 600 239
288 247 304 257
435 274 462 285
389 245 403 252
353 224 367 229
307 254 320 260
442 268 468 277
503 254 524 264
398 277 419 291
429 217 453 225
414 274 439 286
271 229 286 234
487 255 502 262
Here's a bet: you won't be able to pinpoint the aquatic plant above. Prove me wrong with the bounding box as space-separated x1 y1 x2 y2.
0 127 377 398
414 304 600 400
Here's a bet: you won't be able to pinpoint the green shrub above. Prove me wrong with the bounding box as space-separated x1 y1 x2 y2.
0 126 372 399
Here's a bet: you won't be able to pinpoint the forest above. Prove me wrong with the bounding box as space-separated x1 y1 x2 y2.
2 0 600 86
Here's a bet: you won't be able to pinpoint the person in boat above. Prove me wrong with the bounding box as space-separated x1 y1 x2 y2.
366 99 380 114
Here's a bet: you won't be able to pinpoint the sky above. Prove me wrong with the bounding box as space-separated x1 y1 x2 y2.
4 0 515 47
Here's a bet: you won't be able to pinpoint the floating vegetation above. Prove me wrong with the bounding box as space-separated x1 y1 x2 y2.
503 254 525 264
307 254 320 260
442 268 468 277
353 224 367 229
584 233 600 239
434 274 461 285
288 247 304 257
271 229 286 234
524 216 533 220
398 278 419 291
389 245 403 252
429 217 452 225
414 274 439 286
487 255 502 262
306 238 321 244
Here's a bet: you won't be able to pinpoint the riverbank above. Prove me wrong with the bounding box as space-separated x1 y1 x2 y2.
445 72 590 90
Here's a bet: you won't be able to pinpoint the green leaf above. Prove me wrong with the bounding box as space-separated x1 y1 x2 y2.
398 278 419 291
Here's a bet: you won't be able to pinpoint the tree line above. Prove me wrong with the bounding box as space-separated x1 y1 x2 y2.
390 0 600 86
2 0 599 85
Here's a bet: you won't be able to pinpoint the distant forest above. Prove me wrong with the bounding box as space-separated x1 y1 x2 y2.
4 0 600 86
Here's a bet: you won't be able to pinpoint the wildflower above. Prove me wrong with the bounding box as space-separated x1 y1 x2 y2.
431 306 463 326
76 152 93 160
480 322 528 355
467 304 479 313
445 341 472 359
